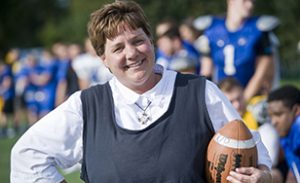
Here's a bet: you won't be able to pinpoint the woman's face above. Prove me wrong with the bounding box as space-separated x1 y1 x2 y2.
102 26 156 92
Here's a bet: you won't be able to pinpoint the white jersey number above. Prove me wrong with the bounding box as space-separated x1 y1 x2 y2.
223 45 236 75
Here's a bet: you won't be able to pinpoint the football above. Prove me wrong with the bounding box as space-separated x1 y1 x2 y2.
206 119 258 183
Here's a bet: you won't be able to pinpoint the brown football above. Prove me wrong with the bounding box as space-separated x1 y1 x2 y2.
206 119 258 183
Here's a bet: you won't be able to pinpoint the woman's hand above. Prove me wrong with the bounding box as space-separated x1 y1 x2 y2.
226 165 272 183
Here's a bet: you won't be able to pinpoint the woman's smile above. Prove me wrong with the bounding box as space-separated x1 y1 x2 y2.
124 59 145 70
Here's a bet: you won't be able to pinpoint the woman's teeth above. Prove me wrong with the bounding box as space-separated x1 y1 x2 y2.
126 60 143 68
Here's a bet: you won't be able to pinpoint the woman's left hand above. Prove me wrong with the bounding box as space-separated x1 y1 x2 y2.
226 165 272 183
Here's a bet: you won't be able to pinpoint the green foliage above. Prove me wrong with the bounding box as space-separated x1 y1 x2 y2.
255 0 300 78
0 0 65 54
281 79 300 89
39 0 109 46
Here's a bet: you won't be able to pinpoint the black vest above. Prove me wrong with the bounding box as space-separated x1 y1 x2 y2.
80 73 214 183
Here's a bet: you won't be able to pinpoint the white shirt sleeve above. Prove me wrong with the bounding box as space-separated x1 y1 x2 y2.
258 123 280 166
10 91 83 183
205 80 272 169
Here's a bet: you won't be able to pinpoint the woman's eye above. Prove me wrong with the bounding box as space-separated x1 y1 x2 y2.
134 39 144 45
113 47 122 53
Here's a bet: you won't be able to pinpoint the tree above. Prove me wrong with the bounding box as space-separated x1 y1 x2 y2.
0 0 65 56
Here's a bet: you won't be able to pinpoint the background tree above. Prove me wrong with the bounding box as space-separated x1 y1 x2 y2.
0 0 65 55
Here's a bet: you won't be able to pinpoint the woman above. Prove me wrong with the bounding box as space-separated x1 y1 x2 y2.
11 1 272 182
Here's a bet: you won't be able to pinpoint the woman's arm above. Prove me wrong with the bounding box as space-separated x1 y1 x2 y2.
10 91 83 183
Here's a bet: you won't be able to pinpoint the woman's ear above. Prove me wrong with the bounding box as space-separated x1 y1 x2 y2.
100 55 105 61
100 55 112 73
100 55 108 67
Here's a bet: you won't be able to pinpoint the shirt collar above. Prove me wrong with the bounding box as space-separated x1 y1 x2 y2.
109 64 171 105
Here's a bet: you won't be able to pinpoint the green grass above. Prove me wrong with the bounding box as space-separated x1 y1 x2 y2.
64 171 83 183
0 137 18 183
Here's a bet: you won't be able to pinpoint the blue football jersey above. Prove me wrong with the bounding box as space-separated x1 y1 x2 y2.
280 115 300 174
204 16 272 86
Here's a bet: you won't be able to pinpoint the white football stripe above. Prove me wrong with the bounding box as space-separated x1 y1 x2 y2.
214 133 256 149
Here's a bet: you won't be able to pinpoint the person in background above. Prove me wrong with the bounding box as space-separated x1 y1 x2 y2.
169 55 198 74
21 53 55 125
51 42 71 106
194 0 279 101
4 49 25 136
179 17 202 46
267 85 300 183
65 43 81 96
72 38 112 89
155 19 200 74
55 43 81 106
0 59 15 138
38 50 58 115
219 77 258 130
11 1 272 182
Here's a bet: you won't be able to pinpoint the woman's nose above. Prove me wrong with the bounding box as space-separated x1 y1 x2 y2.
126 44 138 60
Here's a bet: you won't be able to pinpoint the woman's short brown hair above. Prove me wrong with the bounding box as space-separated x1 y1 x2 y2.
87 1 152 56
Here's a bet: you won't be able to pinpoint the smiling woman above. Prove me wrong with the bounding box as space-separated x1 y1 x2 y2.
11 1 272 183
88 1 157 94
101 27 157 94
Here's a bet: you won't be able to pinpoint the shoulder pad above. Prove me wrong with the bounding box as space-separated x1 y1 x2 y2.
194 35 210 54
257 15 280 31
193 15 213 31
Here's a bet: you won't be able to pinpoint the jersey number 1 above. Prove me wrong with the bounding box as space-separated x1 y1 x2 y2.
223 45 236 75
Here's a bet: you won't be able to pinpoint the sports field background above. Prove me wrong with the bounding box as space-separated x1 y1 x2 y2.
1 80 300 183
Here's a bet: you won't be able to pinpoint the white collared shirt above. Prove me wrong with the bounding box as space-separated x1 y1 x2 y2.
10 66 271 183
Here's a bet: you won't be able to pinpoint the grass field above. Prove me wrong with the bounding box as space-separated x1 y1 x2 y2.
0 137 17 183
1 79 299 182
